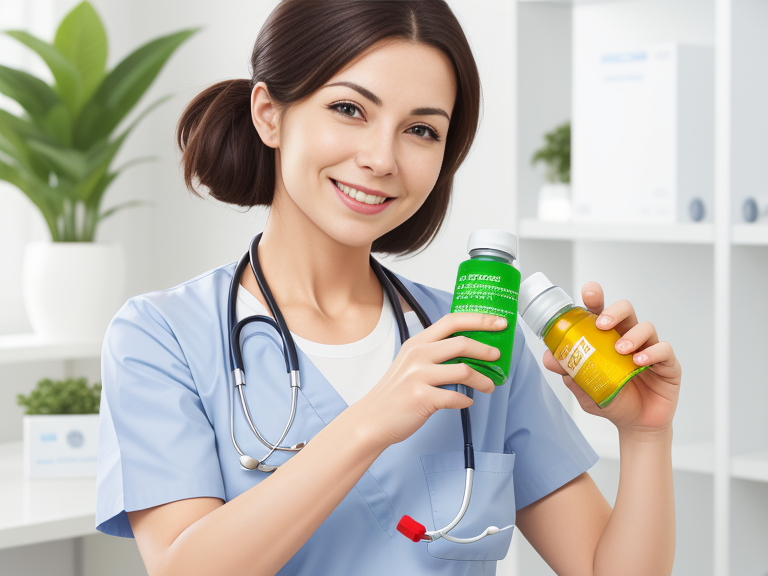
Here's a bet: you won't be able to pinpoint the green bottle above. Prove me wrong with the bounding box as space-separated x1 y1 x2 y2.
443 229 521 386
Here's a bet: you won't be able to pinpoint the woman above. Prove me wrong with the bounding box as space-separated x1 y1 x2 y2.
95 1 682 575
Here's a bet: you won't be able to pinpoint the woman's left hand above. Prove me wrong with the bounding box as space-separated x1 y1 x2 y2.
542 281 682 436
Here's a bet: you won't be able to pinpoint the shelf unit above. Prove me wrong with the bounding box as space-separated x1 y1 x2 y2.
513 1 768 575
0 337 101 550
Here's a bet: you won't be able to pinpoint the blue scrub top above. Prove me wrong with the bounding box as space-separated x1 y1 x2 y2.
95 260 598 574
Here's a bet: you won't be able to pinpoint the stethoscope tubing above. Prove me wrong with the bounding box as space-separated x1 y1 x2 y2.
226 233 508 543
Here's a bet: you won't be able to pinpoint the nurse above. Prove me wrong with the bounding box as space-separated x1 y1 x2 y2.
95 0 682 575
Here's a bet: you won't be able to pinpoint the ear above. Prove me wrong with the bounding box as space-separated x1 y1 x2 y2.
251 81 281 149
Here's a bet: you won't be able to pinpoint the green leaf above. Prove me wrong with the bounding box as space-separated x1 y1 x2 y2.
71 161 108 203
78 94 173 204
73 28 199 148
53 2 107 107
2 30 83 116
82 170 118 209
0 109 53 178
26 140 88 182
40 101 74 146
0 158 62 240
16 377 101 415
0 109 55 144
0 63 62 119
530 121 571 184
82 156 158 222
0 67 73 144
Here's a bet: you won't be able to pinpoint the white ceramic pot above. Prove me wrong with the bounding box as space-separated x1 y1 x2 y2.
23 414 100 478
537 183 572 222
22 241 126 341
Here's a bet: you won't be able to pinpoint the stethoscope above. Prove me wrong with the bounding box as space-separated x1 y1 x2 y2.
226 232 513 544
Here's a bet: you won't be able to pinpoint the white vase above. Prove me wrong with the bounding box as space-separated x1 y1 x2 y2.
537 183 572 222
23 414 100 478
22 241 126 341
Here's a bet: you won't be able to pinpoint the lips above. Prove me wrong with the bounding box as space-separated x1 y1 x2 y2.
330 178 394 215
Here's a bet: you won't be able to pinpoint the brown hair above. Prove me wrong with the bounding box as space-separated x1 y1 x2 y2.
176 0 481 257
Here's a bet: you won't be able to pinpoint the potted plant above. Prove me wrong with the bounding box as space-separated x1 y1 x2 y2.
531 120 571 222
0 2 199 341
17 376 102 478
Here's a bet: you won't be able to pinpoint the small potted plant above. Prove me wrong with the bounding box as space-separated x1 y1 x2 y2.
531 121 571 222
0 2 199 341
17 376 101 479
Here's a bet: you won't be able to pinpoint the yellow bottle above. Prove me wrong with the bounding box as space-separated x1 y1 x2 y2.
518 272 650 407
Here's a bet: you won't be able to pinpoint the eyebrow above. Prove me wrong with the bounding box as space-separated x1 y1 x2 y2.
323 81 451 122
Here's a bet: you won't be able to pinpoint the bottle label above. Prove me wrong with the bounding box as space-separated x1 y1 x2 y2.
452 273 518 317
446 258 521 386
552 318 648 405
558 335 595 380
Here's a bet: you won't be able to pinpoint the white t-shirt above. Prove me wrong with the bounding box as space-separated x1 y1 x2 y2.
236 283 422 406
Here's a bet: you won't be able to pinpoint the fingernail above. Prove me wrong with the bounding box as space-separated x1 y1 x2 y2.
585 290 595 297
598 315 612 327
495 317 507 327
617 339 631 351
635 354 648 363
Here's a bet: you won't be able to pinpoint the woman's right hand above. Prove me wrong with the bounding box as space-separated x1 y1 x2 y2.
353 312 507 449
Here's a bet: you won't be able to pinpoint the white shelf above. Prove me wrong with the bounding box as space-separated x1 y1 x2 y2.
586 434 715 475
0 334 102 365
519 218 715 244
732 224 768 246
731 450 768 483
0 441 97 550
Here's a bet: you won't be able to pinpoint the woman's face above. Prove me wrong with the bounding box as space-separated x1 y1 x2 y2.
253 39 457 249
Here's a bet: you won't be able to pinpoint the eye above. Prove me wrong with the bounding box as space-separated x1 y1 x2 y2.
329 101 364 119
407 125 441 142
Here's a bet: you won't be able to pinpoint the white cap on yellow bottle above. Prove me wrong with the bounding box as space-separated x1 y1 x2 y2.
518 272 573 338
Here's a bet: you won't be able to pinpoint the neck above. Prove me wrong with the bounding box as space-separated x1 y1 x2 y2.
253 189 382 318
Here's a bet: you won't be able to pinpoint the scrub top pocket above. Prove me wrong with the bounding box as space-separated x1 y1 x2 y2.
421 450 516 561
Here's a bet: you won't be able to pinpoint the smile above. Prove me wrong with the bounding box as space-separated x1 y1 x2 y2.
332 179 391 205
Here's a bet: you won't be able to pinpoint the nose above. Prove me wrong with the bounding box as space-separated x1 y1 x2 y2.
355 125 398 178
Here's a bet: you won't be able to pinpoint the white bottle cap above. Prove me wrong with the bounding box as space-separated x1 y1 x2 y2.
518 272 573 338
467 229 518 261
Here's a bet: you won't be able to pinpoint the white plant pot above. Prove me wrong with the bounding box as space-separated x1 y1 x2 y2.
23 414 100 479
537 183 572 222
22 241 126 341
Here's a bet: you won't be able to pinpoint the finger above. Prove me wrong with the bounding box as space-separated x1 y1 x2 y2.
431 362 496 394
632 342 681 379
614 321 660 354
582 281 605 316
431 335 501 366
542 349 568 376
433 388 474 411
595 299 639 336
421 313 507 344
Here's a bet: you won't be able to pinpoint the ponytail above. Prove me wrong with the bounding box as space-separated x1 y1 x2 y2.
176 78 275 207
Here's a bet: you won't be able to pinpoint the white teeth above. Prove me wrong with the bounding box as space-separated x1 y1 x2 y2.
334 180 388 205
